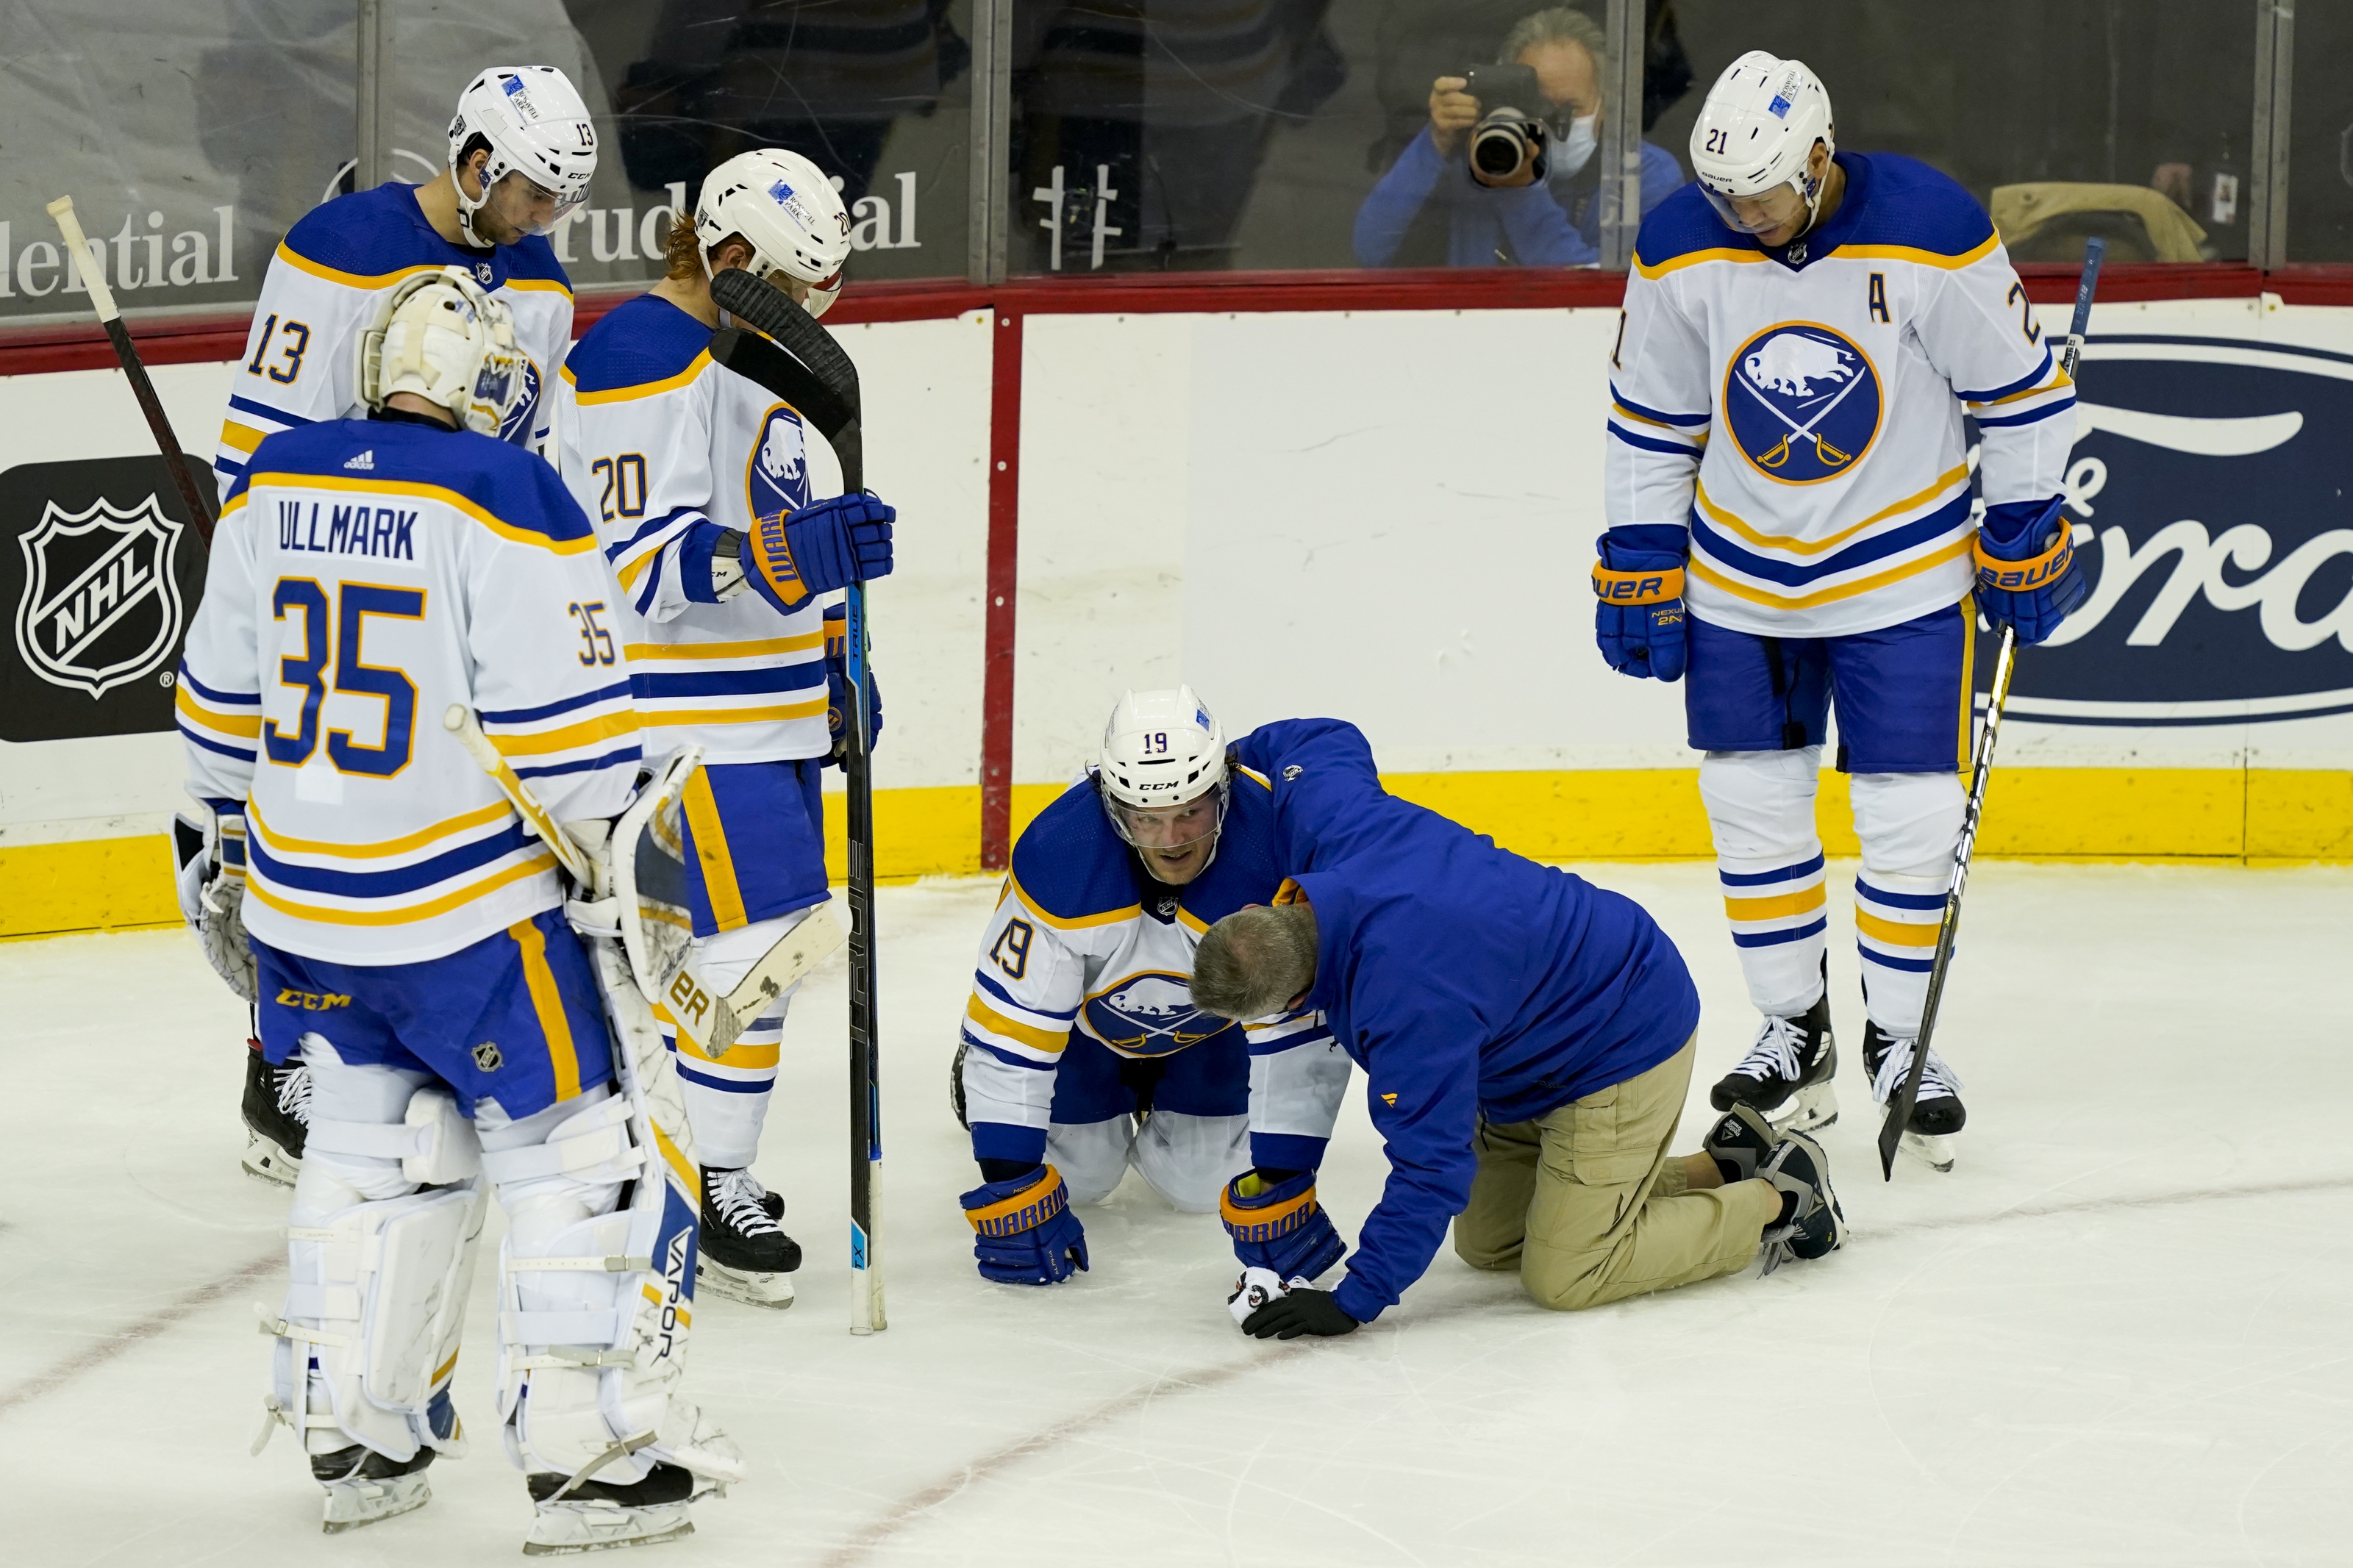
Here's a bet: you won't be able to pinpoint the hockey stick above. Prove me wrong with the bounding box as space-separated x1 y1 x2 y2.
704 267 885 1333
440 704 846 1053
1877 237 2107 1181
47 196 218 541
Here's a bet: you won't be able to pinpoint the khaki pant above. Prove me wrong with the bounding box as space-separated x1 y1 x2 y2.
1454 1036 1782 1311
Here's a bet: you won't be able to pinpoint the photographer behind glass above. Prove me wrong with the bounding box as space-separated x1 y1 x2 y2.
1354 7 1681 268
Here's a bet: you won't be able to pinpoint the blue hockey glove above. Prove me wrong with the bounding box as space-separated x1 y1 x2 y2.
821 605 882 766
1974 496 2087 646
745 492 895 615
961 1164 1089 1285
1221 1169 1346 1282
1592 528 1688 682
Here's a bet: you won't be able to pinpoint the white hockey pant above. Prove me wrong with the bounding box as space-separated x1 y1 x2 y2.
1700 751 1963 1034
1049 1111 1252 1212
659 907 814 1170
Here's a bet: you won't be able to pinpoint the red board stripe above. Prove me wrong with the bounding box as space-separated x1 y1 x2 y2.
980 311 1024 872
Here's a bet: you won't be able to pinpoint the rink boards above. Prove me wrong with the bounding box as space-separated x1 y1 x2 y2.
4 296 2350 937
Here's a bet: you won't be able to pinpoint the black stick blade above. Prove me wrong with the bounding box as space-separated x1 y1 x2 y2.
708 268 860 418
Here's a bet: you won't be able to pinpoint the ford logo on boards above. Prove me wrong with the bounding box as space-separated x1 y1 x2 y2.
1997 335 2353 726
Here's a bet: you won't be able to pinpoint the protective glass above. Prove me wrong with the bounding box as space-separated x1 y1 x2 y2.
489 170 581 236
1700 175 1812 237
1101 783 1228 851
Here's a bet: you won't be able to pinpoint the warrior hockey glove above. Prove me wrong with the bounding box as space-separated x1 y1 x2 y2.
745 492 896 616
821 604 883 765
1240 1286 1359 1341
1974 495 2088 646
173 806 257 1001
1221 1169 1346 1282
960 1164 1089 1286
1592 526 1688 681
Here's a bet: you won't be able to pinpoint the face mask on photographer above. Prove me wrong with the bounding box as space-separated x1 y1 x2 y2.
1547 112 1599 179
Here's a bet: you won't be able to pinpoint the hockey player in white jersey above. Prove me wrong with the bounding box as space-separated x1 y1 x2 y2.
954 689 1353 1288
557 148 895 1306
1596 52 2087 1170
213 65 599 1185
174 270 742 1547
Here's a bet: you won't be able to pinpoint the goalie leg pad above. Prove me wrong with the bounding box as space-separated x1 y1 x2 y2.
268 1053 487 1467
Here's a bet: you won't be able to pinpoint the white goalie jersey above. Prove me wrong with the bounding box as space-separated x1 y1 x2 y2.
958 772 1350 1173
213 183 574 493
1606 153 2077 637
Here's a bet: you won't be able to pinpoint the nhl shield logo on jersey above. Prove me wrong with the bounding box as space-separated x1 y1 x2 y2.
1724 323 1882 484
472 1041 504 1072
744 404 810 524
13 493 185 698
1083 971 1229 1055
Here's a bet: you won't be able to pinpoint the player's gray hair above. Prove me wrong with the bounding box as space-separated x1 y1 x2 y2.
1191 903 1320 1022
1500 7 1610 74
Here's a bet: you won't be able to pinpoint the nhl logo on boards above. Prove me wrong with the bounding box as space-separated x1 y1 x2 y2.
13 493 185 700
473 1041 504 1072
1724 323 1882 484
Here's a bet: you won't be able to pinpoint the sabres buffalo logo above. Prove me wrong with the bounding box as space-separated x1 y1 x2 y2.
498 354 543 445
1082 971 1229 1056
1724 323 1882 484
743 404 810 525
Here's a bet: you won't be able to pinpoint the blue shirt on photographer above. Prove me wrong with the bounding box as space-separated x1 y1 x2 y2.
1354 128 1684 268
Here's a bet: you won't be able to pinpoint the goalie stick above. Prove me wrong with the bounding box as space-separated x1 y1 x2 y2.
705 268 885 1333
47 196 218 541
440 706 846 1056
1877 237 2107 1180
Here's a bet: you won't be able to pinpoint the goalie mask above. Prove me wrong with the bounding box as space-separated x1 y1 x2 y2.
693 148 854 320
1097 687 1229 855
1689 51 1835 240
357 268 524 435
446 66 597 248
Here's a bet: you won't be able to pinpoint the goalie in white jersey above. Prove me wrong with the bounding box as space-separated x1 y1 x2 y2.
213 65 599 1186
1596 51 2087 1168
174 270 742 1547
558 148 896 1307
954 690 1352 1289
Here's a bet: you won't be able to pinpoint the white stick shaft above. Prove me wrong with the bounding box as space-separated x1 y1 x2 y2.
45 197 119 324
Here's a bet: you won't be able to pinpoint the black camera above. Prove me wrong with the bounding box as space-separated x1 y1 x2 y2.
1460 62 1549 183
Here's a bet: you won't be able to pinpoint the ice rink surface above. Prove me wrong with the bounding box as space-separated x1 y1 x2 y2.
2 861 2348 1567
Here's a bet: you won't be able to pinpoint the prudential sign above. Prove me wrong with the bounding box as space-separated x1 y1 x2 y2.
2009 336 2353 727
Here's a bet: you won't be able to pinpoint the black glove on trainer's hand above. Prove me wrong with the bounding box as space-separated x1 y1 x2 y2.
1240 1286 1359 1341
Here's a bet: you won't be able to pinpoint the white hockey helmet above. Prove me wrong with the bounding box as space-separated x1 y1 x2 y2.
693 148 854 319
446 67 598 247
1689 51 1835 237
357 266 524 435
1097 686 1229 851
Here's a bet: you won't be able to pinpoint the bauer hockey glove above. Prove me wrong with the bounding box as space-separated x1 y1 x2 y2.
1221 1168 1346 1282
1974 496 2088 646
1592 526 1688 681
172 804 257 1002
745 491 896 616
961 1164 1090 1285
821 604 883 765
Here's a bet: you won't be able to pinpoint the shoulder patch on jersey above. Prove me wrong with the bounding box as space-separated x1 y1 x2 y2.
1008 780 1143 928
1825 154 1997 265
243 420 596 554
565 295 714 398
1632 184 1763 279
278 185 449 285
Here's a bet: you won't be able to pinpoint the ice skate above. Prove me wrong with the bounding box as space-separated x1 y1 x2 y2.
524 1461 710 1555
1756 1126 1845 1274
240 1039 308 1186
697 1166 799 1308
1863 1021 1965 1173
1710 990 1838 1133
312 1443 434 1533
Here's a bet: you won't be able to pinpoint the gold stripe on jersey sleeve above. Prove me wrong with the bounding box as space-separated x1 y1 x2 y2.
174 686 261 737
502 276 574 299
1689 534 1975 610
965 994 1069 1054
642 698 828 729
570 351 713 406
623 632 826 662
487 709 640 756
241 472 596 556
219 420 268 456
1696 466 1970 558
1828 234 2001 270
1968 368 2074 408
1634 246 1767 279
247 798 513 859
218 493 250 520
